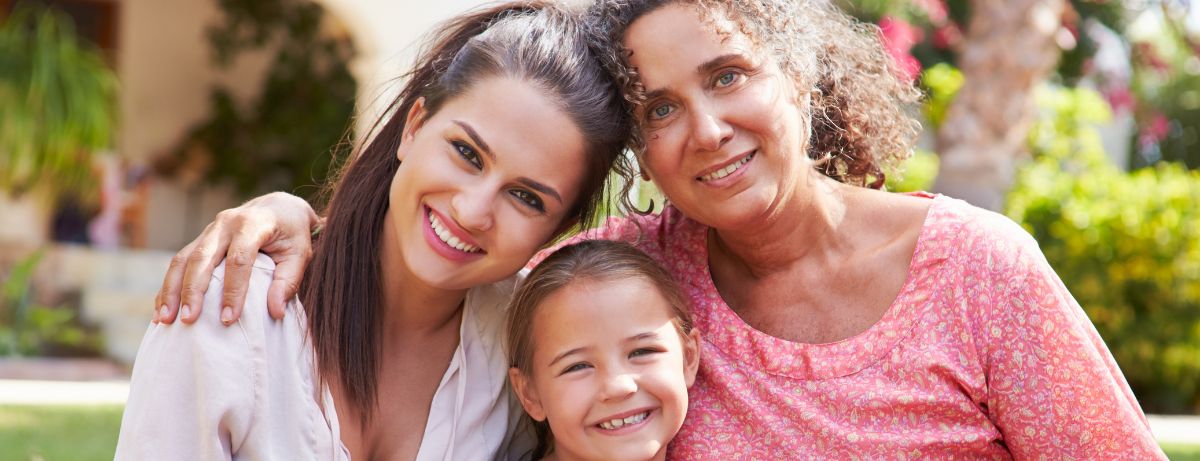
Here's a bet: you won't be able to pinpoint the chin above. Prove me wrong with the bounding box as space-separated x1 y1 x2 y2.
603 442 666 461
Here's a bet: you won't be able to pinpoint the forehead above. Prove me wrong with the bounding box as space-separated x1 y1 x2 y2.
430 77 589 198
622 4 755 88
531 278 678 355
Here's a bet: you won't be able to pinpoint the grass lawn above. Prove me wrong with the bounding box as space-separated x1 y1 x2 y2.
1164 442 1200 461
0 404 1196 459
0 405 123 461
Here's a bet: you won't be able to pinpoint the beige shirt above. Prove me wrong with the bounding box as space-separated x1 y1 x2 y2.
116 254 530 460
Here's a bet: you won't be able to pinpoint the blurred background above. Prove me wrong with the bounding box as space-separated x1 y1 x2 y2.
0 0 1197 458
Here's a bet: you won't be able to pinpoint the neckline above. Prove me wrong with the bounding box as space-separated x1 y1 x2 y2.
691 192 946 380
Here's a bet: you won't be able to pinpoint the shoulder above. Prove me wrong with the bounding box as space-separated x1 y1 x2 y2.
466 274 518 325
923 195 1043 271
211 253 280 291
464 274 518 352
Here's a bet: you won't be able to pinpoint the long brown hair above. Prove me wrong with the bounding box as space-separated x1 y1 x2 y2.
301 1 633 424
505 240 693 458
586 0 922 190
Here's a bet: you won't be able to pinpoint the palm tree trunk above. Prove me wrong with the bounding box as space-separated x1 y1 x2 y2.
932 0 1065 211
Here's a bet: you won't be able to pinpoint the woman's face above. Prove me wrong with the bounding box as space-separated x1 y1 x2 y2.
511 277 700 461
387 77 589 290
624 4 811 231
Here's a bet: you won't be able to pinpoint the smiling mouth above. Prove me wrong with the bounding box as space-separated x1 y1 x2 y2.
597 410 651 431
697 151 755 182
427 209 482 253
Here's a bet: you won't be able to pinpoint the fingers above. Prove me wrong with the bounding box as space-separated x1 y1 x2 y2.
154 242 196 324
265 247 311 320
218 227 276 325
177 219 234 324
155 192 318 326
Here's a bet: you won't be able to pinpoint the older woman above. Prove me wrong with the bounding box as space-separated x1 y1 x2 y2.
155 0 1163 458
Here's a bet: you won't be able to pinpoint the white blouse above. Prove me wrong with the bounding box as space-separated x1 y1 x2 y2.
116 254 532 460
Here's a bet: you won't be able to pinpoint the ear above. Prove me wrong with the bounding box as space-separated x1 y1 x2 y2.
509 367 547 422
682 328 702 388
397 97 429 162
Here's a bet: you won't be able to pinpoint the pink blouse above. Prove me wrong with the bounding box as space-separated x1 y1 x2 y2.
566 193 1163 459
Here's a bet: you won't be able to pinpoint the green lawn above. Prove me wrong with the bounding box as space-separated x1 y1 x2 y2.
1164 443 1200 461
0 405 123 461
0 404 1196 460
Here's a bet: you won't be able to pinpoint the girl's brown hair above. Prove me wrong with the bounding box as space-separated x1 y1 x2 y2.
586 0 923 190
505 239 693 458
302 1 633 424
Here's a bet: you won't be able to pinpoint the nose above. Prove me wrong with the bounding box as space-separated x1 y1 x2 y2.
687 100 732 152
450 182 496 233
599 370 637 402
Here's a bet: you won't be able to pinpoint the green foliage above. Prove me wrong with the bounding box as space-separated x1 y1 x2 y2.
1129 10 1200 170
166 0 357 200
920 63 963 130
0 249 103 357
886 149 939 193
1007 84 1200 413
0 4 117 201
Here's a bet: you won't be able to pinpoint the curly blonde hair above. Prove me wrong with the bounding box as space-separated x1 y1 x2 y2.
585 0 922 189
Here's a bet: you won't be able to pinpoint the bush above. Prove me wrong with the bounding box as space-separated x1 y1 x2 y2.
1006 85 1200 413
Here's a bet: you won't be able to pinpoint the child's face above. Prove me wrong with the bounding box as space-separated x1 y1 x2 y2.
510 277 701 461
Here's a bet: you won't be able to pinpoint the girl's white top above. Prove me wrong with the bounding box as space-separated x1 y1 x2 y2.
115 254 530 460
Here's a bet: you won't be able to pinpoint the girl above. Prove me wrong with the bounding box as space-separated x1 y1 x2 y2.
505 240 700 461
116 2 632 459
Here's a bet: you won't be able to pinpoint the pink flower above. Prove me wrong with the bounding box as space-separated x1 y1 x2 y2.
1144 113 1170 142
1102 86 1135 114
879 16 924 82
932 23 962 50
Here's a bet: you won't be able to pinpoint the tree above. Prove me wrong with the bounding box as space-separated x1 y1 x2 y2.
931 0 1066 211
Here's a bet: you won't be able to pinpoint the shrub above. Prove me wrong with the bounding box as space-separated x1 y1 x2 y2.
1006 85 1200 413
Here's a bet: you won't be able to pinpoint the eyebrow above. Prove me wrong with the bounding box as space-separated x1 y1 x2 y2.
546 331 663 368
452 120 563 205
643 53 745 102
626 331 662 343
454 120 492 156
548 346 587 369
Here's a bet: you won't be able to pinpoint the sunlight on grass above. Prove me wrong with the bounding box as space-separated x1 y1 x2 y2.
1163 442 1200 461
0 405 123 461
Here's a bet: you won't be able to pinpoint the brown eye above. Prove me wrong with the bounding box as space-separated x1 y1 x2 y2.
453 141 482 169
509 189 545 212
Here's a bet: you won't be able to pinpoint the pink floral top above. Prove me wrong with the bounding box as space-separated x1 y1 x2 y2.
565 193 1163 460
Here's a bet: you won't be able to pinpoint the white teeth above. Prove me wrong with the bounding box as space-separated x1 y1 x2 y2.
428 211 480 253
598 411 649 430
699 152 754 182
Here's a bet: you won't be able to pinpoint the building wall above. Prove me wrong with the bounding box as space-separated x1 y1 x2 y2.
317 0 492 131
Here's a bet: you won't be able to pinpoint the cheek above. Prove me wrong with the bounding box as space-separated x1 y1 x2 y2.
541 379 591 424
497 213 557 254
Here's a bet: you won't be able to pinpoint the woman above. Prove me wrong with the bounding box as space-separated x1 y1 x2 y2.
118 2 630 459
157 0 1164 458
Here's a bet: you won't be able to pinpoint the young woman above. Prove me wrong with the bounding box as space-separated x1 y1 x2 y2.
156 0 1165 458
117 2 631 459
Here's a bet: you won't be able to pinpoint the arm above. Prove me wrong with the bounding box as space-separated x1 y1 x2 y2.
155 192 318 325
975 227 1165 459
116 271 258 459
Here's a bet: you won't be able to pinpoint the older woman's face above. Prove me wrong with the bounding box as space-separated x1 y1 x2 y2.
624 4 811 231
